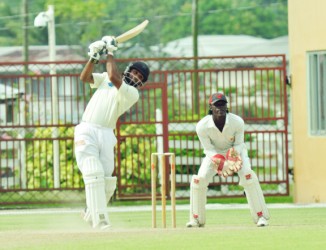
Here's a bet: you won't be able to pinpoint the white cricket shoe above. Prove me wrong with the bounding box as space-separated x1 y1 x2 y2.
98 221 111 230
186 220 205 228
257 217 269 227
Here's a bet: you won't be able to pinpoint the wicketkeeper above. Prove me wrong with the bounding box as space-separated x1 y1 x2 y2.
186 92 270 228
74 36 150 229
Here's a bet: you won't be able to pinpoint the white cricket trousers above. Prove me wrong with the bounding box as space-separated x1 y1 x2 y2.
74 122 117 177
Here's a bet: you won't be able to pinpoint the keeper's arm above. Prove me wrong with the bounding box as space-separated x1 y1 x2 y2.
232 120 246 154
196 125 218 158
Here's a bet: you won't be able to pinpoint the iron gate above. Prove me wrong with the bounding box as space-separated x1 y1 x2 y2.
0 55 289 204
115 55 290 200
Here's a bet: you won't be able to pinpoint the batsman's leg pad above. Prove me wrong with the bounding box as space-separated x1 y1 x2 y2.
82 207 92 224
239 171 270 223
189 175 208 225
105 176 117 204
83 157 109 228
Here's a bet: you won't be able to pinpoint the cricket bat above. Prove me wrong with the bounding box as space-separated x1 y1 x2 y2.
115 20 149 44
90 20 149 63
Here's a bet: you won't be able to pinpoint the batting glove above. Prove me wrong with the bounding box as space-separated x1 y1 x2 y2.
101 36 118 55
88 40 106 63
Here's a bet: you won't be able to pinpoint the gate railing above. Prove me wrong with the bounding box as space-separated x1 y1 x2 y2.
0 55 289 204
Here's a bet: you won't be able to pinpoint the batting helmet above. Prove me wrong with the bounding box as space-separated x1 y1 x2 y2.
124 61 150 87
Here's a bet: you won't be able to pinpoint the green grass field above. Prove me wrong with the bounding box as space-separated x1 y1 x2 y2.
1 204 326 250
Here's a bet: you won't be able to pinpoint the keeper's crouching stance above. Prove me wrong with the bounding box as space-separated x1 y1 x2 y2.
187 92 270 228
187 148 270 227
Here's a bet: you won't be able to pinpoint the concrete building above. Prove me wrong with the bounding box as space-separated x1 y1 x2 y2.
288 0 326 203
154 34 289 60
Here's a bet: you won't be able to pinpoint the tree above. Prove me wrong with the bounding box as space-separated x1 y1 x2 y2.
0 0 288 55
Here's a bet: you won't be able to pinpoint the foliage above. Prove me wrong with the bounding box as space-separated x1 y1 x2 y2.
0 0 288 54
25 126 81 189
200 0 288 39
118 124 155 194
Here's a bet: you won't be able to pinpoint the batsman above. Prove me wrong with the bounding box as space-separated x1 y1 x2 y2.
187 92 270 228
74 36 150 229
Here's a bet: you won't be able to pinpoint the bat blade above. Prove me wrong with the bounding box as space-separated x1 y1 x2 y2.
115 20 149 44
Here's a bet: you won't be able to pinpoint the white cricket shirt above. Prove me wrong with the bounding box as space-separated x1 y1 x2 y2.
82 72 139 128
196 113 246 158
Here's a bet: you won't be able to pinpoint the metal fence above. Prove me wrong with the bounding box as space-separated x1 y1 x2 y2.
0 55 290 205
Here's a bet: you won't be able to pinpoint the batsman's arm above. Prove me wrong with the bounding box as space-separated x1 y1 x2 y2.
106 54 123 89
80 60 95 84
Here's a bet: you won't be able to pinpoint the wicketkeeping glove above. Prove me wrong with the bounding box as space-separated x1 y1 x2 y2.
225 148 242 172
88 40 106 63
211 154 226 176
101 36 118 55
211 149 242 178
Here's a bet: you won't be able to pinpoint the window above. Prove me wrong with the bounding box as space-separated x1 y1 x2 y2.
308 51 326 135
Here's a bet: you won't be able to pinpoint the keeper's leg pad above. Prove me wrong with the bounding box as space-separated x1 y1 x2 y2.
189 175 207 225
83 157 109 228
239 171 270 223
105 176 117 204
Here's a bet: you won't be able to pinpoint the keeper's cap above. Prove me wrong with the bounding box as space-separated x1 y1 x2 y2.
208 92 228 104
